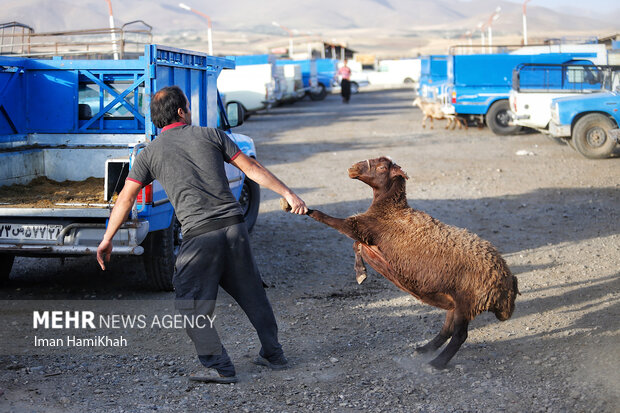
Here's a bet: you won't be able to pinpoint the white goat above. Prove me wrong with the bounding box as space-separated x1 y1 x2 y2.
412 97 466 130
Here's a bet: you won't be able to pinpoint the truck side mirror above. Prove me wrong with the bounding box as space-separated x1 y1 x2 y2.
226 102 245 128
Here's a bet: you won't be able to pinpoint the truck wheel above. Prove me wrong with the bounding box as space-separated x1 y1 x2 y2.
309 84 327 101
350 82 359 94
486 100 522 136
572 114 617 159
142 218 179 292
404 77 414 84
239 176 260 233
0 254 15 285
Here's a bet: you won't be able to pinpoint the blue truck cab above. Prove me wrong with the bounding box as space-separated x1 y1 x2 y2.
442 51 603 135
549 70 620 158
0 45 260 290
312 58 339 101
417 55 448 101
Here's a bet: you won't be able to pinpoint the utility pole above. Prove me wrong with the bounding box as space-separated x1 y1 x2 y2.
104 0 119 60
179 3 213 55
477 22 486 54
487 7 501 53
523 0 532 46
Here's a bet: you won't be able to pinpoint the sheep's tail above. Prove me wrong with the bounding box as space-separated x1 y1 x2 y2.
492 272 519 322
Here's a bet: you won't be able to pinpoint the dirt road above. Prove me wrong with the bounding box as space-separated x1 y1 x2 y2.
1 88 618 412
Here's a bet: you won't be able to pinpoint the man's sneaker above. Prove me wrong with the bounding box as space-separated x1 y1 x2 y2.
188 367 238 383
253 355 289 370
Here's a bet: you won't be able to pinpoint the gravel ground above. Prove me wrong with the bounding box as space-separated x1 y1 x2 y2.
1 88 619 412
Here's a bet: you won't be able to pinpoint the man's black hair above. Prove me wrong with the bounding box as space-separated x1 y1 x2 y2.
150 86 188 128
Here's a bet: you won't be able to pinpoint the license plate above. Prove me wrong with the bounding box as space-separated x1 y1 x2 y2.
0 224 63 241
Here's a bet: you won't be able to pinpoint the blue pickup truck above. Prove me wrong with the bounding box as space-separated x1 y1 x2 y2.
0 45 260 290
442 51 603 135
549 73 620 158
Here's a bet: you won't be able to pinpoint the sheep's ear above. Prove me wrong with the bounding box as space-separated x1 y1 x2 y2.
390 164 409 180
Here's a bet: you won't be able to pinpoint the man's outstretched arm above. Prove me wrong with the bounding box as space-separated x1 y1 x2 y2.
231 153 308 215
96 180 143 270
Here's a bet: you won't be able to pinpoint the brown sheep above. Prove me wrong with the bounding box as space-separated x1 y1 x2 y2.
282 157 519 369
412 97 467 130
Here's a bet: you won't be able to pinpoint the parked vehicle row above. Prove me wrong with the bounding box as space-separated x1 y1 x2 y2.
218 55 343 115
417 43 619 158
220 54 426 115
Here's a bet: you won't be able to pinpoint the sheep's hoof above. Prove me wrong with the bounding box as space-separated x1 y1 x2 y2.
356 271 367 285
429 358 448 370
414 342 438 354
279 198 292 212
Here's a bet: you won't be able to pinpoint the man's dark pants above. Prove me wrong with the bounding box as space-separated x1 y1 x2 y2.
173 222 284 377
341 79 351 103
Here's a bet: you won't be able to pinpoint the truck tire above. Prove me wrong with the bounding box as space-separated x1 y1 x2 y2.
142 219 179 292
309 84 327 101
572 114 617 159
0 254 15 285
486 100 522 136
239 176 260 233
350 82 359 94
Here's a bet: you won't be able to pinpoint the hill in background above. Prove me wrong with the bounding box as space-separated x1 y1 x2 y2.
3 0 619 57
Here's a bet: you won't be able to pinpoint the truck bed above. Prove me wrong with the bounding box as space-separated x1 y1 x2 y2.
0 177 112 208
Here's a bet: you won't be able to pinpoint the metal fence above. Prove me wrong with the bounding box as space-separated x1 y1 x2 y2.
0 21 152 59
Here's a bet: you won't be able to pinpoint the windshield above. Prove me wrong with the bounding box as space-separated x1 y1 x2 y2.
610 71 620 93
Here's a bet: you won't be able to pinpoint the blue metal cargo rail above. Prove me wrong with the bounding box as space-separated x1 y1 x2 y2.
512 63 617 93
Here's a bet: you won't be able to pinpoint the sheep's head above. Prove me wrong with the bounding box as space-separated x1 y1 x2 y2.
412 97 421 107
348 157 408 189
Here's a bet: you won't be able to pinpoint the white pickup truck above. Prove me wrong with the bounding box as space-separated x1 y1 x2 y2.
218 54 283 118
509 63 614 133
365 59 421 86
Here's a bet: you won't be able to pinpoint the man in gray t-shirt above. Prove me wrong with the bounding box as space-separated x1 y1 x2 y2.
126 124 245 238
97 86 307 384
